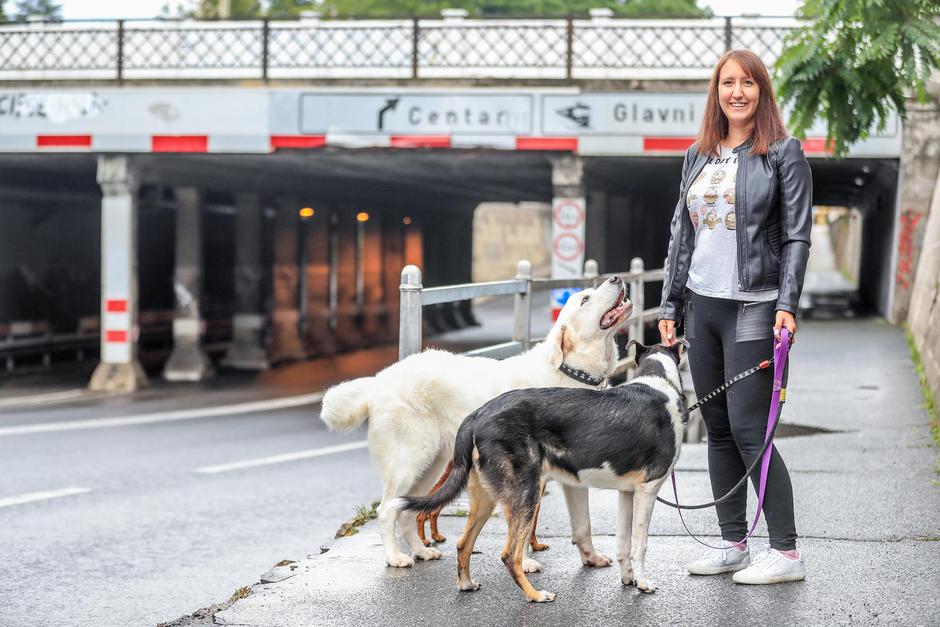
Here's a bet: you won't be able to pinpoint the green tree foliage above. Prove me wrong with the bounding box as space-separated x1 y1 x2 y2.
776 0 940 157
318 0 706 18
162 0 319 19
11 0 61 21
160 0 704 19
195 0 262 19
267 0 318 18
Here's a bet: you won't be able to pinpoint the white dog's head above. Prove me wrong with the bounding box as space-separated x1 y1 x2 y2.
547 275 633 377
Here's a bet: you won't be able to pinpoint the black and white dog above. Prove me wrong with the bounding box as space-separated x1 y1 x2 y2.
393 340 687 603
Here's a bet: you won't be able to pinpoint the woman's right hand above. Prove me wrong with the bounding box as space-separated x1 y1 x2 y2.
658 319 677 346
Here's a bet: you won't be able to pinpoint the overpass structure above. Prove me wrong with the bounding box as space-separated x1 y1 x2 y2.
0 15 911 390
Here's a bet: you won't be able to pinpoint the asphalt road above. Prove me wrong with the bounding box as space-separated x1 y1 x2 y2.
0 383 381 627
0 293 557 627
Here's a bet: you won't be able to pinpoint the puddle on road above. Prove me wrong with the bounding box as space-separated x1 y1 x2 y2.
774 422 840 438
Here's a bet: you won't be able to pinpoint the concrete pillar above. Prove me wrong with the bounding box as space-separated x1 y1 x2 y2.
163 187 213 381
334 209 366 350
89 155 149 392
223 192 269 370
549 155 586 318
890 80 940 323
300 207 336 356
586 191 608 272
267 198 306 363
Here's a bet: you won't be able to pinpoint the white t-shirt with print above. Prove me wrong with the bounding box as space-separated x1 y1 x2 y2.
684 145 778 302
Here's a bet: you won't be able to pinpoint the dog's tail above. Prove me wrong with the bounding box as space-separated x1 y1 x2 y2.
389 411 481 514
320 377 375 432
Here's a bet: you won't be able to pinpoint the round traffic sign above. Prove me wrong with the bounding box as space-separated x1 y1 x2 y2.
553 232 584 262
553 199 585 230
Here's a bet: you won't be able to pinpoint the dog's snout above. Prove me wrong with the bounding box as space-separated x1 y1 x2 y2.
609 275 622 284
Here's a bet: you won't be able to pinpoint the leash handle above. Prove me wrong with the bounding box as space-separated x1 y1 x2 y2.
664 328 790 550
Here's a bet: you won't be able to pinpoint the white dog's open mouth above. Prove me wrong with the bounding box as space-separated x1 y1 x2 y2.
600 285 633 330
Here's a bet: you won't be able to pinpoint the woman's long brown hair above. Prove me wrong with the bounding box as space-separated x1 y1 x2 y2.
696 49 787 157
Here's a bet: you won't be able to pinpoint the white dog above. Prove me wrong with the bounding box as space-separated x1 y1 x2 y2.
321 275 632 568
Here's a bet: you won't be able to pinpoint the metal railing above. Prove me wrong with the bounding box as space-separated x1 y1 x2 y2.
0 314 233 372
397 258 709 442
0 16 801 81
399 257 664 367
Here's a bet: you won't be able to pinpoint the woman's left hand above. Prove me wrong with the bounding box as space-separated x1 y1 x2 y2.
774 310 797 349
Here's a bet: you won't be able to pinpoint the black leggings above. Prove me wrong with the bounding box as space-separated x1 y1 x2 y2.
684 290 798 551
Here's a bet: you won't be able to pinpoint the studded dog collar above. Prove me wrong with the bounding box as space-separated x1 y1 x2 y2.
558 362 607 388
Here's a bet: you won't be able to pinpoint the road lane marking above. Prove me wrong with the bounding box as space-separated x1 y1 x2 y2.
0 392 324 437
0 389 89 408
0 486 91 509
195 440 369 474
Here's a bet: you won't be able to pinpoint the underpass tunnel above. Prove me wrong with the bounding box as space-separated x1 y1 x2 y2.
0 149 902 383
582 156 901 320
0 149 555 380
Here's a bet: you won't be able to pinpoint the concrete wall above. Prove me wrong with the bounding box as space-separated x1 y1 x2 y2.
901 75 940 404
891 80 940 323
908 170 940 403
828 207 862 286
472 202 551 282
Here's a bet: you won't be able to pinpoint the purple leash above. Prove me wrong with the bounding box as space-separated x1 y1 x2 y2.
664 327 790 549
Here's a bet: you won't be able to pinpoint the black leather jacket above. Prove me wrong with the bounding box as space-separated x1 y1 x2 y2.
659 136 813 320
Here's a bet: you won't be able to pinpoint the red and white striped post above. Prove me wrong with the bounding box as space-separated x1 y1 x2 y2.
88 155 148 391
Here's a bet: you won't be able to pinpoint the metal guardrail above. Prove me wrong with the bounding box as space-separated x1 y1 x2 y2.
0 15 801 81
0 314 233 372
397 257 710 442
399 257 664 366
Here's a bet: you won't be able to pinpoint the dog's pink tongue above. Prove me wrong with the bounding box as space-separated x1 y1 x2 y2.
602 302 629 327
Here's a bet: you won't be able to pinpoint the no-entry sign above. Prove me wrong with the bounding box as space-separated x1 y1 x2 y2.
551 196 587 320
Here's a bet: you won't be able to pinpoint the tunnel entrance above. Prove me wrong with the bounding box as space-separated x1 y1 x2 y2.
0 149 902 372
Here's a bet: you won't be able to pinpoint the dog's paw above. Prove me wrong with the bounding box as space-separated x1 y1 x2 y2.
386 553 414 568
458 579 481 592
415 547 443 561
530 540 550 552
522 557 543 573
582 551 613 568
431 532 447 543
529 590 556 603
421 537 432 547
620 568 635 587
635 577 657 594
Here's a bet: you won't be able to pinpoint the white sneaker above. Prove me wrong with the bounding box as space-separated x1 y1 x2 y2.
732 547 806 584
686 541 750 575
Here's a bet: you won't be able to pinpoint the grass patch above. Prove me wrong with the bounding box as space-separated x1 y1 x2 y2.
335 499 381 538
905 325 939 474
228 586 251 604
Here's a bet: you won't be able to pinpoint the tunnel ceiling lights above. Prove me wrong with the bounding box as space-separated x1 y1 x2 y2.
356 212 369 222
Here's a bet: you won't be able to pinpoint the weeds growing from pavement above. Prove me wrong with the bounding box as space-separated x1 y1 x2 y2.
335 499 381 538
905 326 939 474
228 586 251 603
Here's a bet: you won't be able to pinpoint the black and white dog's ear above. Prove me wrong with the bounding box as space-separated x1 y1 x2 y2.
627 339 648 364
667 339 689 362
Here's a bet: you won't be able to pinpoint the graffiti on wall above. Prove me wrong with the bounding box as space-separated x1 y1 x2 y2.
895 209 924 290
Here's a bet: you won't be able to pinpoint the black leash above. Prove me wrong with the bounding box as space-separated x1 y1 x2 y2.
680 357 773 420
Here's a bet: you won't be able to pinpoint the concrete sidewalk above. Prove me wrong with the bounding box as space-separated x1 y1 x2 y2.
177 316 938 626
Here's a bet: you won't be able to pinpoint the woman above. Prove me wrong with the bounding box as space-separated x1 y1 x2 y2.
658 49 812 584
